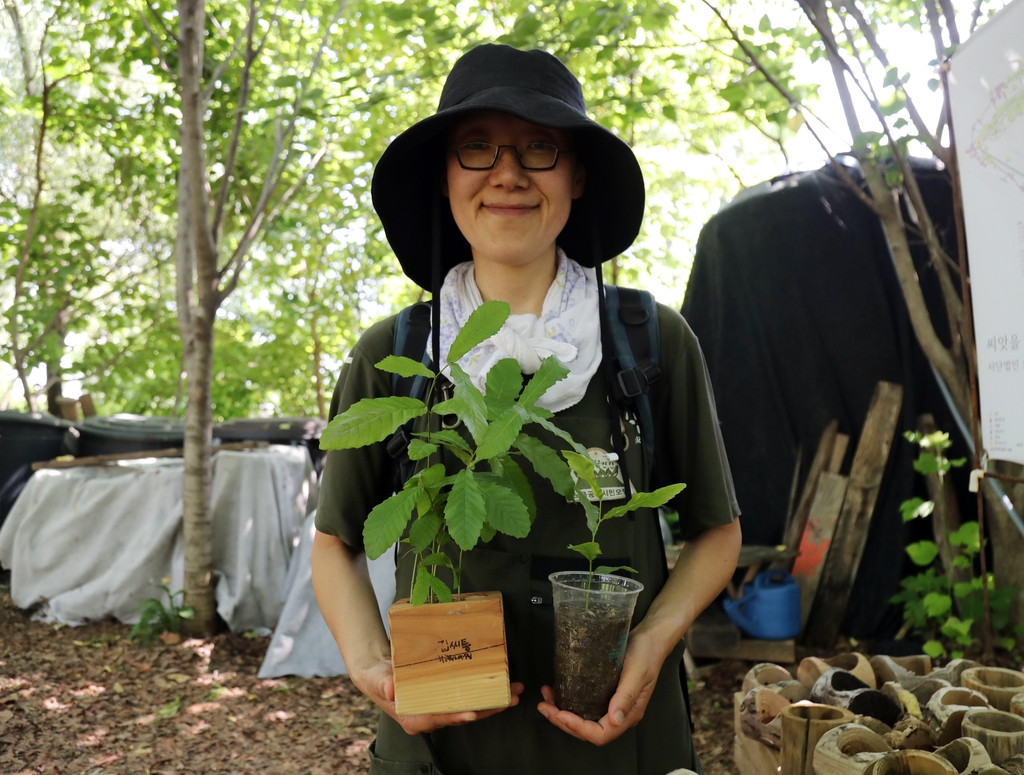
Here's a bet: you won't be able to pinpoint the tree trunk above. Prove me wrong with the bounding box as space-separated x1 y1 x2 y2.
987 462 1024 631
177 0 220 636
182 313 217 635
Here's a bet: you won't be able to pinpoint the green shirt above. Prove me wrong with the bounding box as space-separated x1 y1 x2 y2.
317 301 739 775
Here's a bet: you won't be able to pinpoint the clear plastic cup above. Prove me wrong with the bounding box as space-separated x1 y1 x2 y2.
549 571 644 721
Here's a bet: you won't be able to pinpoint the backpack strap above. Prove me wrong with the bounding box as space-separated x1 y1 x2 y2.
604 286 661 467
387 302 434 486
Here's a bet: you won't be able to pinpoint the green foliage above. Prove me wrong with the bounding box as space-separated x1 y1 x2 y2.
563 445 686 589
892 427 1018 655
129 585 195 645
319 300 583 604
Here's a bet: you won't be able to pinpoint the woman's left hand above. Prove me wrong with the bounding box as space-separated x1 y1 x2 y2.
537 626 666 746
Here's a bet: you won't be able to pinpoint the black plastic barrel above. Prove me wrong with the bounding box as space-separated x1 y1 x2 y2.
0 411 73 529
213 417 327 471
70 415 185 458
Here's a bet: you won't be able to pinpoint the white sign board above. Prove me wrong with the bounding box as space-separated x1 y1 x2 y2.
948 0 1024 466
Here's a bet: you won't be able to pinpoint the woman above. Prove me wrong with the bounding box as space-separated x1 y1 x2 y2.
312 44 742 775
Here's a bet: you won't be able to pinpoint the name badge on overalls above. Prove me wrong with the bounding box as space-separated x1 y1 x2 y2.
571 447 628 502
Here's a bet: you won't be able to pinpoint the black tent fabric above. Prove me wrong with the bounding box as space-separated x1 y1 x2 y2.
682 158 970 639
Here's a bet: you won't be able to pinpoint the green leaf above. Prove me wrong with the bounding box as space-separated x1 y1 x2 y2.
363 489 418 560
321 397 427 449
594 565 638 575
514 434 575 499
411 565 431 605
906 540 939 567
409 512 442 552
486 358 523 402
274 74 300 88
577 485 601 534
491 455 536 524
568 541 601 563
954 581 974 598
527 413 588 455
924 592 952 617
563 450 600 496
407 439 437 461
913 453 941 475
603 484 687 520
953 555 973 569
950 521 980 552
420 552 454 569
158 696 181 718
883 67 899 88
949 457 967 468
417 430 472 455
476 476 531 538
900 497 934 522
480 522 497 542
375 355 434 379
446 301 510 365
445 470 487 551
417 464 447 489
941 615 974 640
923 639 945 658
1002 637 1016 652
435 364 488 442
428 573 453 603
517 356 570 408
475 405 528 461
758 13 771 32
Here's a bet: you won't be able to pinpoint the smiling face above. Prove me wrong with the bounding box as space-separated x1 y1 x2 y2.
444 110 585 276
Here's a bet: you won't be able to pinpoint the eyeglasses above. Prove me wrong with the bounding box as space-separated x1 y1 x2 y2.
451 142 567 170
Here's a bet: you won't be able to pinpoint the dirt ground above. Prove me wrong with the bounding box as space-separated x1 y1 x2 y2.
0 575 745 775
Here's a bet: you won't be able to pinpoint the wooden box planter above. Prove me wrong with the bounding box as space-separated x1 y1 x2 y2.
389 591 510 717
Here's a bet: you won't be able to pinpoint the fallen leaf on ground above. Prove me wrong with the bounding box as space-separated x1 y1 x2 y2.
159 632 181 645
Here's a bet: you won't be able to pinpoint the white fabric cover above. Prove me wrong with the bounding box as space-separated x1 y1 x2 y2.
257 511 397 679
0 446 314 633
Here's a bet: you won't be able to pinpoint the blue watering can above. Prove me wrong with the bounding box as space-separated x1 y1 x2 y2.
722 570 801 640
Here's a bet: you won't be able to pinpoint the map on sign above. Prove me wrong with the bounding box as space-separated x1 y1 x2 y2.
949 0 1024 466
970 68 1024 191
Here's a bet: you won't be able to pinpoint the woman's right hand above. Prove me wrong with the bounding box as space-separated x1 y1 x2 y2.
352 655 524 735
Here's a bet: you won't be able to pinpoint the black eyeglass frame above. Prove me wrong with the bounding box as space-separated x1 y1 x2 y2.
449 142 572 171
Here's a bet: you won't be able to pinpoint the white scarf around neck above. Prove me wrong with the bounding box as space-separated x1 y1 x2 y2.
438 249 602 412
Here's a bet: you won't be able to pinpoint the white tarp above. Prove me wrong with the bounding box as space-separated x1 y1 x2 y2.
257 511 396 679
0 446 314 633
948 0 1024 465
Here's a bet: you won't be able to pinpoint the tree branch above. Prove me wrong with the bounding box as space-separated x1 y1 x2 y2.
138 2 175 76
922 0 948 63
798 0 861 138
213 0 346 306
700 0 882 215
2 0 36 95
211 0 257 242
970 0 985 34
831 0 947 163
938 0 960 45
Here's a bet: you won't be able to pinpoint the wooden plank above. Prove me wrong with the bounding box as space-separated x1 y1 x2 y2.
79 393 96 418
734 691 782 775
781 421 839 562
32 440 269 470
829 434 850 474
803 382 904 649
689 636 796 664
792 472 849 630
389 591 510 716
55 396 80 422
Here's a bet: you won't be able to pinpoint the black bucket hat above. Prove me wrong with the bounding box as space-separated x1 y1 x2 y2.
370 43 646 290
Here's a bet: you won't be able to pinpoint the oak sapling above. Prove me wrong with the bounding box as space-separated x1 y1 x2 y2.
319 300 583 605
562 449 685 595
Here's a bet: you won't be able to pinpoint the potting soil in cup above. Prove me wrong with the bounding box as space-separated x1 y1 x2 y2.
554 599 633 720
